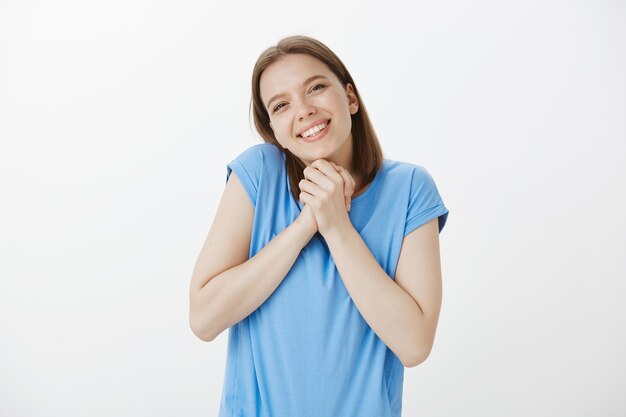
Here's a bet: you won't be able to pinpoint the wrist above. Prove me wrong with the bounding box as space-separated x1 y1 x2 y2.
292 217 317 241
320 218 353 243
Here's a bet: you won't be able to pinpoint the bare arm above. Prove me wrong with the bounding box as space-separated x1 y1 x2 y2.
189 172 316 342
322 217 443 367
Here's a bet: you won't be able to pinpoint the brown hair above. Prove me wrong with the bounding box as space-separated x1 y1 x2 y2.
250 35 384 202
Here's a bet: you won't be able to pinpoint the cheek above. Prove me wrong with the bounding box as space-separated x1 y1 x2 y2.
272 122 288 137
270 122 292 146
326 93 351 117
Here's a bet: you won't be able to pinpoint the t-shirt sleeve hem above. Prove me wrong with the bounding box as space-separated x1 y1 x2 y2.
403 203 449 237
226 158 257 207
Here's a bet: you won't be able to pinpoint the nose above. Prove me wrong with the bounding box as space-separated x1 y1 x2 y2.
295 98 316 121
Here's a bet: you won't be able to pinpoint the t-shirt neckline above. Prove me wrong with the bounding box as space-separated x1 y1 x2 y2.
350 161 385 205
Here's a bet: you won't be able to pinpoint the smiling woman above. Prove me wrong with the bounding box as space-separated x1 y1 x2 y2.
251 38 384 203
189 35 450 417
259 54 360 185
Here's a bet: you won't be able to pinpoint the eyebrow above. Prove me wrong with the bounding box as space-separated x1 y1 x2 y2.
265 74 329 110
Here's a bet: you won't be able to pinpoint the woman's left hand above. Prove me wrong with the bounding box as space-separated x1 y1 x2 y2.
298 159 356 237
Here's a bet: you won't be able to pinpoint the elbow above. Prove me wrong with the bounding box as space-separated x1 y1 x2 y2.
402 344 432 368
192 327 216 342
402 354 424 368
191 322 217 342
189 289 222 342
189 311 217 342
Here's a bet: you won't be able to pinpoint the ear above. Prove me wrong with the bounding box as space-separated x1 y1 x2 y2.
345 83 359 115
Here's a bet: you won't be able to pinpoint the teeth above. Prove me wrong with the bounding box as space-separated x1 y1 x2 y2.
301 121 327 138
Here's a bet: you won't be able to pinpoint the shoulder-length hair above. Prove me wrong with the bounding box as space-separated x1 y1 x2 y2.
250 35 384 203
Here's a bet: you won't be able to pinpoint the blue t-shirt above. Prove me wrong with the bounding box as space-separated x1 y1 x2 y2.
219 143 449 417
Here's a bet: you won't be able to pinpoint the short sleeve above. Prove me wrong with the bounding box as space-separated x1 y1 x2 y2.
403 165 449 236
225 145 265 208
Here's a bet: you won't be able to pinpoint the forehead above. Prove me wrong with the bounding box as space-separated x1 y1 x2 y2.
260 54 338 101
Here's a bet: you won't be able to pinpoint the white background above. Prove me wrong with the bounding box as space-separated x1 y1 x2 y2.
1 0 625 416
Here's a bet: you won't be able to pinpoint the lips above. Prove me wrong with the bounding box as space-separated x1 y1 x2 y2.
296 119 331 138
298 120 331 143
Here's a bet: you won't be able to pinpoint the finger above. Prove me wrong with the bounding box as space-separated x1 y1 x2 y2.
328 162 349 211
310 160 342 183
303 165 335 190
345 167 356 194
298 178 324 198
329 162 348 196
336 166 355 198
299 190 314 207
333 168 353 211
329 163 355 211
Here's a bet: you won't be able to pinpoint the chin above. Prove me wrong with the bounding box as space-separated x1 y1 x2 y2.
302 151 333 165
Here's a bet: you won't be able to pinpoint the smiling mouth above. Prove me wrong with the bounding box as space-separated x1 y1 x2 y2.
297 120 331 140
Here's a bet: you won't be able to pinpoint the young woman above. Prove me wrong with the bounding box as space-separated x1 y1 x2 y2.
189 35 449 417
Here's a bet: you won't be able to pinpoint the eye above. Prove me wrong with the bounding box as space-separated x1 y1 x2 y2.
273 102 286 112
272 84 326 113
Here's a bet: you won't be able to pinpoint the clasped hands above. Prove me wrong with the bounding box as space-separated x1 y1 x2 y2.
297 159 356 237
